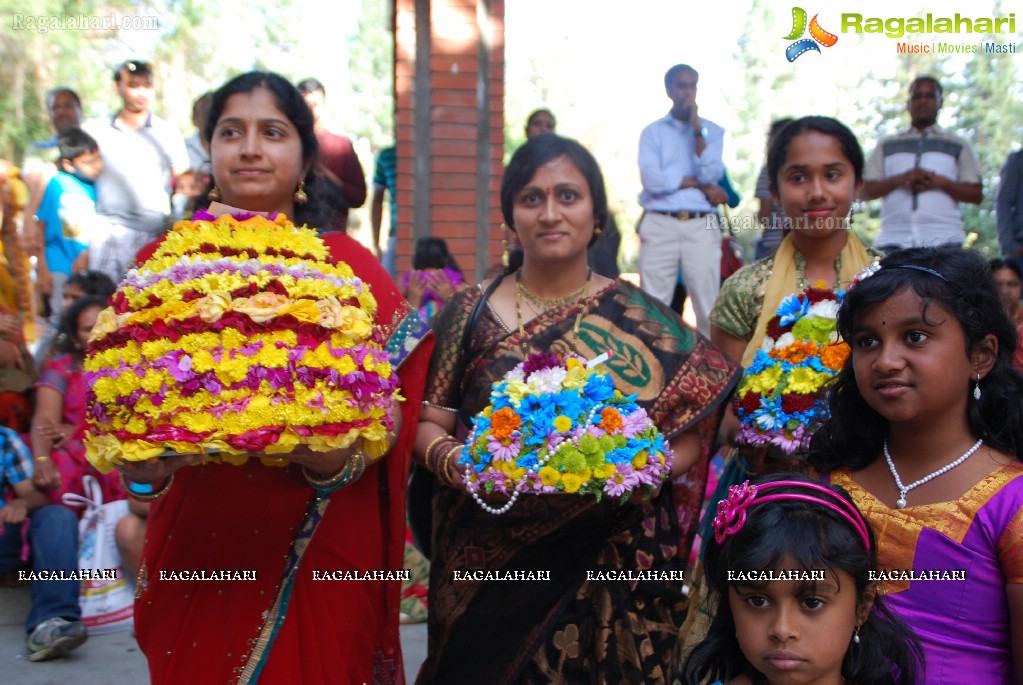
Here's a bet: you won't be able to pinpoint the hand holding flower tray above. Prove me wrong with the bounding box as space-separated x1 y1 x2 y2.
460 352 673 515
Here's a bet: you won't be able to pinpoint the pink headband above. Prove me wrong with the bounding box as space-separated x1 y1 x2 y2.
712 480 871 554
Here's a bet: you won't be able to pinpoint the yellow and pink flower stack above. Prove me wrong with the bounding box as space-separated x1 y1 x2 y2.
83 212 399 472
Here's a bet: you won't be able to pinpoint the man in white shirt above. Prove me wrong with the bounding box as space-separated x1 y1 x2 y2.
637 64 726 336
862 76 982 251
86 60 189 280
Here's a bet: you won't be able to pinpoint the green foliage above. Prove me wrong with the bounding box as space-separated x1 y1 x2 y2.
955 33 1023 257
346 0 395 149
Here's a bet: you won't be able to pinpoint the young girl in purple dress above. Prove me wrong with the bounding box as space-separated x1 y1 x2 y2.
810 246 1023 683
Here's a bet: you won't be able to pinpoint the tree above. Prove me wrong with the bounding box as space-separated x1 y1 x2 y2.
954 27 1023 256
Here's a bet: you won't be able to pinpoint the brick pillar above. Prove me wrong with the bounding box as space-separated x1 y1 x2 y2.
394 0 505 282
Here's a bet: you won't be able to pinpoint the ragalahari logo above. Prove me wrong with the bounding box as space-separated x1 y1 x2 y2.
784 7 838 61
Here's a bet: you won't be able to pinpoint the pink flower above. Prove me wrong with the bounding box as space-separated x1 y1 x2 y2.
770 424 807 454
487 434 520 462
620 409 649 438
603 463 640 498
636 461 663 487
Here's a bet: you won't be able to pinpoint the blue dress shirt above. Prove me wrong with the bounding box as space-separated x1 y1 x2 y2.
638 112 725 213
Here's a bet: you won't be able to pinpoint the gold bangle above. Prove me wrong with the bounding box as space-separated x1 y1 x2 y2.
119 472 175 501
423 435 448 470
439 445 462 486
303 450 367 493
34 455 51 463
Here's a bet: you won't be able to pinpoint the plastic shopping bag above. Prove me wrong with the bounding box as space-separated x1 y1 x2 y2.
62 475 134 634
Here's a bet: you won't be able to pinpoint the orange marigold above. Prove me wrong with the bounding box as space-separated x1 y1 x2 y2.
490 407 522 441
600 407 623 433
820 342 850 371
770 339 818 364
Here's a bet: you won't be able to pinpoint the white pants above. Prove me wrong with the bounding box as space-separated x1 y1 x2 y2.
88 222 159 284
637 211 721 336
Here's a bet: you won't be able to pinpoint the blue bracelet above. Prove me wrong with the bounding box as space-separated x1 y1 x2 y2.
126 481 154 495
118 472 174 500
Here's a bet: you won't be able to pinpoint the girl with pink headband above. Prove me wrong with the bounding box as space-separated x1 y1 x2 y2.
683 473 921 685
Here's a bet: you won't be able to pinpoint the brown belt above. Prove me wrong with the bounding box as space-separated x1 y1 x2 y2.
650 209 713 221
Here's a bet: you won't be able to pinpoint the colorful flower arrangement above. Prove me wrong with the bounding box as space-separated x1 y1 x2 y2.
83 212 400 472
732 287 848 454
460 352 673 515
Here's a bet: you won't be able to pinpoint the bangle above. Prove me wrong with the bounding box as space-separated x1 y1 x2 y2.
34 455 51 463
426 436 461 474
423 435 448 470
303 451 367 494
119 472 175 501
439 445 462 486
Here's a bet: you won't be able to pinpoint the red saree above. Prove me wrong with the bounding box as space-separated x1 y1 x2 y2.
133 233 433 685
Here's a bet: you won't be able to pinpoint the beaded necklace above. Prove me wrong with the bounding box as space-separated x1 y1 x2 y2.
883 438 983 508
514 269 592 355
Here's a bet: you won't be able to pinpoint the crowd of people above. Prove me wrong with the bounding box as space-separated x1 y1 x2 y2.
0 57 1020 685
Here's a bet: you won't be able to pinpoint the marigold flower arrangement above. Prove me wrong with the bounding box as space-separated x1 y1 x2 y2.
460 351 673 515
83 210 400 472
732 287 848 454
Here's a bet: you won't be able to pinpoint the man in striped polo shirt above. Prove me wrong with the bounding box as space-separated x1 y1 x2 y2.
862 76 982 251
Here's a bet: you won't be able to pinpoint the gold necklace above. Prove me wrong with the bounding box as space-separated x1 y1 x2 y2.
515 269 592 355
515 270 591 312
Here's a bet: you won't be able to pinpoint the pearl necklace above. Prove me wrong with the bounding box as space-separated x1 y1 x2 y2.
883 438 983 508
467 403 604 515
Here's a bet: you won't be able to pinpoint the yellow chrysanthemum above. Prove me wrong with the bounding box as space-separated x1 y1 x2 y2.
632 450 649 469
538 466 561 487
561 473 584 493
747 367 784 395
787 367 831 394
552 415 573 432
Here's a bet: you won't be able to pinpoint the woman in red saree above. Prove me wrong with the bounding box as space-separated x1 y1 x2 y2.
119 72 433 685
414 135 738 684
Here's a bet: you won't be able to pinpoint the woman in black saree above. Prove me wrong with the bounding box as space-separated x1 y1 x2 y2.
413 134 739 684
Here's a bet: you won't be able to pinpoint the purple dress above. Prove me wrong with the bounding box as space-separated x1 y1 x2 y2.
832 465 1023 684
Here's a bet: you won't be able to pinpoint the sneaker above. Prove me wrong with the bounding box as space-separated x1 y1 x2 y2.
26 617 88 662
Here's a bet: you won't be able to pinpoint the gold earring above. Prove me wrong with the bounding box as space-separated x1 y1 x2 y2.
207 185 221 202
594 225 603 236
293 180 308 205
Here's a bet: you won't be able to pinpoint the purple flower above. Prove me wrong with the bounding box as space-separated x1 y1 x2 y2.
522 352 561 379
167 354 194 382
603 463 641 498
487 434 519 462
620 409 649 438
770 424 807 455
636 460 663 487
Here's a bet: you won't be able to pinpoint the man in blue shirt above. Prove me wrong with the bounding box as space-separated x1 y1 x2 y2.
637 64 725 336
0 427 85 661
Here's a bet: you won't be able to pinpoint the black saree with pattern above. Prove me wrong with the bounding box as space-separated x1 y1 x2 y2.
416 279 738 685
